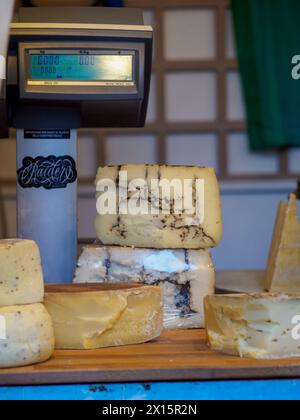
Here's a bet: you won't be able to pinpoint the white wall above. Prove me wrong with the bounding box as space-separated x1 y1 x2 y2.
213 182 296 270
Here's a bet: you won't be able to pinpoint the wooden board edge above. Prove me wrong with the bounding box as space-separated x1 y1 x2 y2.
1 365 300 386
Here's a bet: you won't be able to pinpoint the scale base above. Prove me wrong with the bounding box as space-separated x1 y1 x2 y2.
16 128 78 284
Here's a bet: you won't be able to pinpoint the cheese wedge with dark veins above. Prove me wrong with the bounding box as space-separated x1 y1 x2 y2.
205 293 300 359
95 165 222 249
74 245 215 329
44 284 163 349
0 239 44 306
0 303 54 368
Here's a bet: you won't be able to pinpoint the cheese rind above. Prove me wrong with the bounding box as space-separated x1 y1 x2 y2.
205 293 300 359
74 245 215 329
44 284 163 349
266 194 300 292
0 303 55 368
95 165 222 249
0 239 44 306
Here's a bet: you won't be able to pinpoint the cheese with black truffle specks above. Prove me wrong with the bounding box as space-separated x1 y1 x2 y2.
0 239 44 306
95 165 222 249
44 284 163 349
205 293 300 359
0 303 54 368
74 245 215 329
266 194 300 292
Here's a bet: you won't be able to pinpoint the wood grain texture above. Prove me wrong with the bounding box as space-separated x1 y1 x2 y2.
45 283 152 293
1 329 300 386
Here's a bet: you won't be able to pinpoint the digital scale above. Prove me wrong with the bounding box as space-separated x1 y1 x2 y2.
0 7 153 283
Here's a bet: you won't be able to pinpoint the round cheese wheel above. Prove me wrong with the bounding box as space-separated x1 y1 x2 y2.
0 303 55 368
0 239 44 306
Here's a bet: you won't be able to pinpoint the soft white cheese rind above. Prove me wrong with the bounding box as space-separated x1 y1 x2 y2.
95 165 222 249
205 293 300 359
0 303 55 368
0 239 44 306
74 245 215 329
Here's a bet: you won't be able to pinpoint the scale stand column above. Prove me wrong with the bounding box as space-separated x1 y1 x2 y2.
16 129 78 284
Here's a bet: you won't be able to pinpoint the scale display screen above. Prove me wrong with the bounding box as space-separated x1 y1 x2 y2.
29 53 134 82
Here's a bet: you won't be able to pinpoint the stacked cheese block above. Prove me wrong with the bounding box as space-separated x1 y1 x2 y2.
75 164 222 329
0 239 55 368
75 247 215 329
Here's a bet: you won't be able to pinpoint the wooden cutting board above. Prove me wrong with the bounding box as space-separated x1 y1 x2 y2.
1 329 300 386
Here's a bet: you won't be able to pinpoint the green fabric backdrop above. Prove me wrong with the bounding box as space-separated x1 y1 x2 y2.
232 0 300 150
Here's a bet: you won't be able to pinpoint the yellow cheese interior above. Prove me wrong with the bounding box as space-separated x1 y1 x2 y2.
266 194 300 292
44 284 163 349
95 165 222 249
205 293 300 359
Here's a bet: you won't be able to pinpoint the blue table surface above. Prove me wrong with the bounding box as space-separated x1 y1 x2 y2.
1 380 300 400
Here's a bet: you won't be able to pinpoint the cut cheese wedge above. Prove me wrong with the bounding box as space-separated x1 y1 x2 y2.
0 303 54 368
205 293 300 359
95 165 222 249
265 194 300 292
0 239 44 306
74 245 215 329
44 284 163 349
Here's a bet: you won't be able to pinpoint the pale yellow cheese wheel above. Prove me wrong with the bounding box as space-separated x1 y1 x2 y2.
44 283 163 350
0 303 55 368
0 239 44 306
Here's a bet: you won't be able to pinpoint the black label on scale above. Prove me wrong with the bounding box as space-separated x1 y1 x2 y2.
17 155 77 190
24 129 71 140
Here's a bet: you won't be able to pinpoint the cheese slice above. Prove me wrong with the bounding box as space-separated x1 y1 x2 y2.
265 194 300 292
0 239 44 306
95 165 222 249
74 245 215 329
0 303 54 368
44 284 163 349
205 293 300 359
